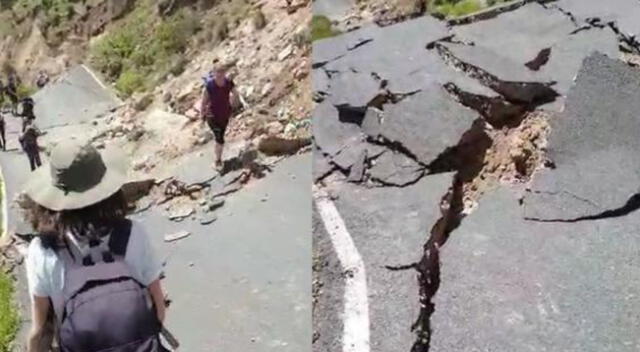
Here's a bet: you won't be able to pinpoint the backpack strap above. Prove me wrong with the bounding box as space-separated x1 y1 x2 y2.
108 219 133 257
57 219 132 267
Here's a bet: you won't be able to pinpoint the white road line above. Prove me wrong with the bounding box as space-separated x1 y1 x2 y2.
313 186 370 352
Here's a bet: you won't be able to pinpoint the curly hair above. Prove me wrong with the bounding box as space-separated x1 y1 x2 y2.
23 190 128 250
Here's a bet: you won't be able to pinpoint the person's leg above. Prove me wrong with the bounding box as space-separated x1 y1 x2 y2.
214 141 223 167
0 125 4 150
212 121 228 168
28 152 36 171
34 150 42 168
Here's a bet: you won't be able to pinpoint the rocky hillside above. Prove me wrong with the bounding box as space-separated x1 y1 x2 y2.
0 0 311 169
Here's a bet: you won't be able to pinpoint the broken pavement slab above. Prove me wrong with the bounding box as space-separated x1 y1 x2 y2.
327 70 380 108
312 101 362 157
368 151 425 187
555 0 640 40
33 65 122 129
329 172 454 352
444 2 620 108
369 84 479 166
451 3 577 65
430 187 640 352
322 16 449 77
524 52 640 220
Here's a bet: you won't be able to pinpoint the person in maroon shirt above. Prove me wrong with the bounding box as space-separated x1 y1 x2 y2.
200 63 240 170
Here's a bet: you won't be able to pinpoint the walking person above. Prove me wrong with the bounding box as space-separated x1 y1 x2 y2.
0 111 5 151
23 138 169 352
19 118 42 171
19 96 36 132
200 61 242 170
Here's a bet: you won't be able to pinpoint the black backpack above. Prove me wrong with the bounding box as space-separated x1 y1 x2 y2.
57 220 169 352
20 97 35 118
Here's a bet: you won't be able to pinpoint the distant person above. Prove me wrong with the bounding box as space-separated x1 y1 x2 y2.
19 96 36 131
0 111 5 151
23 139 169 352
36 70 49 89
0 78 5 107
200 61 242 170
6 74 19 115
19 119 42 171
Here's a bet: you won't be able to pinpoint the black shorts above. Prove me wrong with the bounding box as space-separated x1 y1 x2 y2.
206 118 228 144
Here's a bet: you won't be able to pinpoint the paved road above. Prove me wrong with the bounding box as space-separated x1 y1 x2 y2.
135 153 311 352
1 65 311 351
313 0 353 21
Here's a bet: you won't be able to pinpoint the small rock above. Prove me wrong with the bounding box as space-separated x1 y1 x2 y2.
284 122 296 135
261 83 273 97
278 44 294 61
208 198 225 211
266 121 284 135
168 205 195 221
200 214 218 225
164 231 191 242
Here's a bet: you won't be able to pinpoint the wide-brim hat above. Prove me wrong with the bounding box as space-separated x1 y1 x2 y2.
24 137 127 211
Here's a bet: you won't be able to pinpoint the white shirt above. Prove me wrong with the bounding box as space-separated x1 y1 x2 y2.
25 220 162 320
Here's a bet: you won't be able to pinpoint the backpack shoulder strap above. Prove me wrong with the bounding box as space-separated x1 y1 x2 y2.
108 219 133 257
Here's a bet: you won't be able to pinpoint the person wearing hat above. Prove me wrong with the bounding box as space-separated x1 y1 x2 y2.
23 138 167 351
200 60 242 170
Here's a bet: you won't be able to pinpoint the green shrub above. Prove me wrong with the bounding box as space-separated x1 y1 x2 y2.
0 272 19 352
90 3 198 96
434 0 482 17
17 84 36 99
311 15 340 42
115 69 145 97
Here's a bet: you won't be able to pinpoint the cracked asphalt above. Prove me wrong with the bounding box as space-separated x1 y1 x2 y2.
312 2 640 351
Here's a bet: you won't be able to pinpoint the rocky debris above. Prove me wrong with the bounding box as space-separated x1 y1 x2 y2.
133 93 154 111
257 136 311 156
121 179 156 204
164 230 191 243
167 204 195 222
208 169 249 198
199 214 218 225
